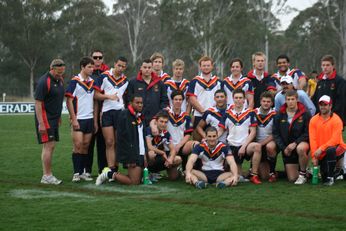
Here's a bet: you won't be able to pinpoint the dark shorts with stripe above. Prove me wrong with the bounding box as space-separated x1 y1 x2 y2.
202 170 224 184
35 119 59 144
74 118 94 134
229 145 251 164
101 109 122 129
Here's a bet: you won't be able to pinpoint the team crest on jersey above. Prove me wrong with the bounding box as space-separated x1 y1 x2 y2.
298 116 303 122
331 83 335 90
138 87 143 91
154 84 159 92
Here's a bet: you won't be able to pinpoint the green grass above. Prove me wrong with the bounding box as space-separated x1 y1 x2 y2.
1 115 346 230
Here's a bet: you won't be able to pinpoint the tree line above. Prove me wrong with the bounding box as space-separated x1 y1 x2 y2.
0 0 344 98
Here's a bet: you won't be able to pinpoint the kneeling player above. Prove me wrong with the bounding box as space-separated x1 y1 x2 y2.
146 111 182 180
185 127 238 189
96 95 146 185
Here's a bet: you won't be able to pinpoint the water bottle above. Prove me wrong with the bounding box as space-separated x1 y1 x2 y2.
312 166 319 185
143 167 150 185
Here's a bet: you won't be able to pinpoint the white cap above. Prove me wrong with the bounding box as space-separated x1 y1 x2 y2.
319 95 332 104
280 76 293 84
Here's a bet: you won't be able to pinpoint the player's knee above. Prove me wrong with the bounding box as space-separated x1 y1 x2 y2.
174 156 182 165
104 138 114 148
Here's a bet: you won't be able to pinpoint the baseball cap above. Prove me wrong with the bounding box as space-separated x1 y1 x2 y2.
280 76 293 84
50 59 65 68
318 95 332 104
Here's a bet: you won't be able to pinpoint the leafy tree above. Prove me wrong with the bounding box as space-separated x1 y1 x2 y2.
0 0 67 97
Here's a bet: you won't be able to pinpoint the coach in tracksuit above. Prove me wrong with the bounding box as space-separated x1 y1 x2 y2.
126 59 169 125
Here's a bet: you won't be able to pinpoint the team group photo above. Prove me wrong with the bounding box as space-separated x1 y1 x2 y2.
1 0 346 230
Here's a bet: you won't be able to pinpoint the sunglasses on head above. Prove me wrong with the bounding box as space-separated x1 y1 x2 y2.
93 56 103 60
53 64 65 67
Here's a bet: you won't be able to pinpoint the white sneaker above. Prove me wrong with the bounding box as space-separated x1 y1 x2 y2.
238 175 250 183
95 171 109 186
72 174 81 182
41 175 62 185
80 173 93 181
294 175 307 185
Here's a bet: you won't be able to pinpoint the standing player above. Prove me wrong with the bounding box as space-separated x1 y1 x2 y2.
312 55 346 126
218 89 261 184
65 57 96 182
309 95 346 186
196 89 228 144
35 59 65 184
251 92 278 182
222 58 254 109
273 90 310 184
93 57 128 175
146 111 182 180
247 52 276 108
185 127 238 189
187 56 222 139
96 95 147 185
272 54 307 91
127 59 169 125
150 52 170 82
164 59 190 113
87 50 109 175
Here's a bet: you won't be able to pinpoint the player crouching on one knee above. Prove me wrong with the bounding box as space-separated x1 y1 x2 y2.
185 126 238 189
96 95 147 186
146 111 182 180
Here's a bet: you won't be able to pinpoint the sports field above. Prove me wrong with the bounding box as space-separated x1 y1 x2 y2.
1 115 346 230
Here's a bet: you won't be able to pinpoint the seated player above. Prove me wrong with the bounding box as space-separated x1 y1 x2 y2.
185 127 238 189
96 95 147 185
249 91 278 182
218 89 261 184
196 89 228 144
146 111 182 180
166 91 198 170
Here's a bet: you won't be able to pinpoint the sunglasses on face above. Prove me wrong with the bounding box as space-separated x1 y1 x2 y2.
93 56 103 60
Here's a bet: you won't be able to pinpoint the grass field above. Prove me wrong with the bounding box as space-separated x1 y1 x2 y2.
1 115 346 230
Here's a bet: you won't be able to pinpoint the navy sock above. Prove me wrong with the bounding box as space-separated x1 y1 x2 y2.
72 152 80 174
107 166 118 179
267 156 277 174
76 153 84 175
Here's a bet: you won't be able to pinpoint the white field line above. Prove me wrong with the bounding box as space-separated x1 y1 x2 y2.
84 184 180 195
10 189 94 200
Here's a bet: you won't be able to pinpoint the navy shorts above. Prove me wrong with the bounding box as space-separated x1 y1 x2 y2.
101 109 122 128
35 119 59 144
36 127 59 144
282 149 299 165
122 155 145 169
202 170 224 184
75 118 94 133
229 145 251 164
193 116 203 129
148 152 170 172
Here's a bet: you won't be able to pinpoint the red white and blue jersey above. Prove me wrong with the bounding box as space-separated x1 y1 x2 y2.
222 75 254 107
187 75 222 117
192 141 230 171
65 74 95 120
254 107 276 142
146 127 172 152
93 69 128 112
202 106 228 143
219 105 257 147
160 71 171 82
167 109 193 145
272 68 307 91
165 78 189 112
